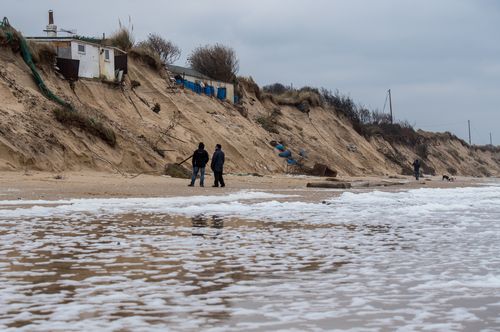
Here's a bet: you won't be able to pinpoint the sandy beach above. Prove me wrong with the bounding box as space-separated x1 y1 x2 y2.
0 170 490 201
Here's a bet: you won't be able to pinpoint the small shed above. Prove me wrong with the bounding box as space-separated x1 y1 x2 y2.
27 37 127 81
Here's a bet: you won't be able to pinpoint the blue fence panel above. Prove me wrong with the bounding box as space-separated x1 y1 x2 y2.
217 87 227 100
194 83 202 94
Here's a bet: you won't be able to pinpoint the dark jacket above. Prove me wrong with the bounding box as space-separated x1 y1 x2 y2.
192 148 209 168
211 149 225 172
412 159 421 170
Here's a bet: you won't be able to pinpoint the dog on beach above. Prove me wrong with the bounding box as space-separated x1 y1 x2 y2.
442 175 455 181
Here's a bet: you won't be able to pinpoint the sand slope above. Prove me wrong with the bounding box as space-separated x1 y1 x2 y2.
0 47 499 177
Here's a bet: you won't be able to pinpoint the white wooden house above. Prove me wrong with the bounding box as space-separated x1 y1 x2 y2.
27 37 127 81
26 11 127 81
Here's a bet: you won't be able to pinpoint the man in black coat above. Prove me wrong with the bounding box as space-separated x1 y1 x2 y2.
188 142 209 187
412 159 421 180
211 144 225 187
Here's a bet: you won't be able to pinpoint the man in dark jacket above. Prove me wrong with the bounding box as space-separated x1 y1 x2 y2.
188 142 209 187
412 159 421 180
211 144 225 187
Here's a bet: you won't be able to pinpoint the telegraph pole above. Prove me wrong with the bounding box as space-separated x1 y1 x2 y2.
468 120 471 145
490 132 493 146
388 89 393 124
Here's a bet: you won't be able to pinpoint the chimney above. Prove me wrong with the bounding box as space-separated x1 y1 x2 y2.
45 9 57 37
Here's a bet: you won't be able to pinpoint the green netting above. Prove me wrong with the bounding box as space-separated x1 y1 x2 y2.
1 17 74 111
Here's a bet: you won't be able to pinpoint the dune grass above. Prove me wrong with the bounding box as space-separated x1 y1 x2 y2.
53 108 116 147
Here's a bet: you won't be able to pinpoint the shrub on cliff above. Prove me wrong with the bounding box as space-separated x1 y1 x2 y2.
129 47 163 71
188 43 239 82
137 34 180 65
53 108 116 147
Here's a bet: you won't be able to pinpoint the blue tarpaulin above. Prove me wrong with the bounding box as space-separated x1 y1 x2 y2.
275 144 286 152
279 150 292 158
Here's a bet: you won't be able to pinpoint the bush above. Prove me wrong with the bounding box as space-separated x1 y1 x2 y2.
188 43 239 82
137 33 180 65
129 47 163 71
256 115 278 134
53 108 116 147
256 109 281 134
262 83 290 95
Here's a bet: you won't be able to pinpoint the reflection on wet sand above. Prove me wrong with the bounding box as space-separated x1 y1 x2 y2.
1 185 499 332
1 212 353 330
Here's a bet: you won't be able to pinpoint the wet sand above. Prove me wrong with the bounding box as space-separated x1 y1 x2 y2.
0 171 491 201
1 180 499 331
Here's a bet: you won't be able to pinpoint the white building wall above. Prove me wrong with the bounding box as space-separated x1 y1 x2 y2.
71 41 99 79
99 47 115 81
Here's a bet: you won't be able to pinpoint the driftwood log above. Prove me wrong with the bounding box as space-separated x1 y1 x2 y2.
306 182 351 189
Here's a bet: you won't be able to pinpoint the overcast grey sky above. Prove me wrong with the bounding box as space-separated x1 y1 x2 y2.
4 0 499 145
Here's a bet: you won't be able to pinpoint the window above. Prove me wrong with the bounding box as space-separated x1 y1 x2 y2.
104 49 110 61
77 44 85 54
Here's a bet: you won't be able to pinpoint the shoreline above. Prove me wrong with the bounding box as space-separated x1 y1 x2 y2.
0 171 495 202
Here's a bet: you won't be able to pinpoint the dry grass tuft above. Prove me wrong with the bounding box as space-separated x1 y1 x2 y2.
237 76 261 100
129 47 164 71
271 90 321 113
28 41 57 65
53 108 117 147
107 27 134 51
256 108 281 134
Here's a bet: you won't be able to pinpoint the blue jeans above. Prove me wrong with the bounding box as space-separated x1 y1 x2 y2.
191 167 205 186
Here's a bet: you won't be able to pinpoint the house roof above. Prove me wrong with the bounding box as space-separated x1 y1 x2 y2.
166 64 212 80
25 37 127 54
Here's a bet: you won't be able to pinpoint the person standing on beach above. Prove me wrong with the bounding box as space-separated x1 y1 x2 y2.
188 142 209 187
412 159 421 180
211 144 225 187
